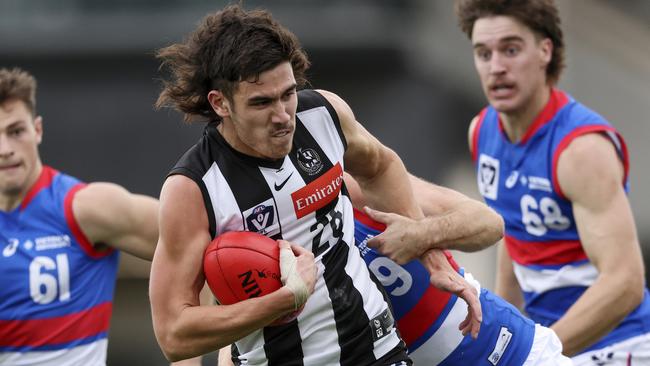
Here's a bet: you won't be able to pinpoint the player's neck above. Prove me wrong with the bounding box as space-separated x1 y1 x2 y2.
499 86 551 143
0 162 43 212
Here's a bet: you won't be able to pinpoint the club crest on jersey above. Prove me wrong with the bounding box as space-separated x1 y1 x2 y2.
478 154 499 200
296 148 323 175
243 199 280 236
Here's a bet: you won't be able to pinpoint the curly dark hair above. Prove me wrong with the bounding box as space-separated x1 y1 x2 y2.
0 68 37 115
155 4 311 122
455 0 565 85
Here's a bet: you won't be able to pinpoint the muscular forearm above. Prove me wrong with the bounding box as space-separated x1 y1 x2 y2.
419 200 503 252
156 287 295 361
551 272 643 356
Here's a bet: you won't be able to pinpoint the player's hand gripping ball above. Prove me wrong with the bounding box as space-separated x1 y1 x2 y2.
203 231 303 325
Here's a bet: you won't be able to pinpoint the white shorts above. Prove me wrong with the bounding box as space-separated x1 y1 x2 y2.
572 332 650 366
523 324 574 366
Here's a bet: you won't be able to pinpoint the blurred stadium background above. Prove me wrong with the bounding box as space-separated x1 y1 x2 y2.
1 1 648 364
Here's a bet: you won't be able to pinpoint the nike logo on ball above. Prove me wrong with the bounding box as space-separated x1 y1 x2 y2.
274 172 293 191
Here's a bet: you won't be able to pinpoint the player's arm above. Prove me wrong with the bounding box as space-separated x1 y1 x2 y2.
149 175 312 362
320 91 481 338
346 172 503 253
316 90 421 248
494 241 524 310
72 182 159 260
551 133 645 356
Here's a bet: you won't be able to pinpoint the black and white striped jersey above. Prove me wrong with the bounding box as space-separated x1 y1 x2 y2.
169 90 404 365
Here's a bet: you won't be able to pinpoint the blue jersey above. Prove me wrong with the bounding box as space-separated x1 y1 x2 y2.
354 209 535 365
472 88 650 352
0 166 119 359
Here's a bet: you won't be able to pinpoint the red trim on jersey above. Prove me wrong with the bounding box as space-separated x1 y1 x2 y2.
64 184 115 259
353 208 386 231
505 235 587 266
0 302 112 347
397 285 453 347
497 88 570 145
552 125 629 200
20 165 58 210
471 108 488 162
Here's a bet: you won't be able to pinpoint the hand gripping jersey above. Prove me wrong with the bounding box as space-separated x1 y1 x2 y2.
170 90 406 366
472 88 650 353
353 209 536 365
0 166 119 366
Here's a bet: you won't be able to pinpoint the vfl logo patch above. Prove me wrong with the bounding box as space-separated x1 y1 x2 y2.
478 154 500 200
296 148 323 176
291 163 343 219
243 199 280 236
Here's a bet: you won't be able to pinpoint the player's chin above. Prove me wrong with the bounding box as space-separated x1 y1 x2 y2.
268 142 293 159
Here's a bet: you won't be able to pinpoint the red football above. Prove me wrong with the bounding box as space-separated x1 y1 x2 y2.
203 231 302 325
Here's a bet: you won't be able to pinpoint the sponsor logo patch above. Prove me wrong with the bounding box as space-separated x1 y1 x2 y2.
291 163 343 219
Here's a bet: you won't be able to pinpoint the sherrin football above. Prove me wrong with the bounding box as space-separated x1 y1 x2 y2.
203 231 302 325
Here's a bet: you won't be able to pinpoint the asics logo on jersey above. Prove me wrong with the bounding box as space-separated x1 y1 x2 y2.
274 172 293 191
2 238 19 257
505 170 519 188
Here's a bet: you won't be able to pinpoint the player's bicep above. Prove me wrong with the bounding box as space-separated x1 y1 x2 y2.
557 134 638 271
73 182 159 259
151 175 212 312
316 89 383 180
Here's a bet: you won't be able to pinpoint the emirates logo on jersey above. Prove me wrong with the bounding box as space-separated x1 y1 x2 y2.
291 163 343 219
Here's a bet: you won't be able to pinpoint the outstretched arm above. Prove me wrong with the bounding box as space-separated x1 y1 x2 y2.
551 133 644 356
362 175 503 263
73 182 159 260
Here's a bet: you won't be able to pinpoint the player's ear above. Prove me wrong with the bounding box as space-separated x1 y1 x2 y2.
538 37 553 69
33 115 43 145
208 90 231 119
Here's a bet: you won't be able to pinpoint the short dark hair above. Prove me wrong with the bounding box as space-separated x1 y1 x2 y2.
455 0 565 85
0 68 37 115
155 4 311 122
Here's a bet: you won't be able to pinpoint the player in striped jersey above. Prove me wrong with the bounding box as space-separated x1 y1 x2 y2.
0 68 160 366
456 0 650 364
347 173 572 365
149 4 481 365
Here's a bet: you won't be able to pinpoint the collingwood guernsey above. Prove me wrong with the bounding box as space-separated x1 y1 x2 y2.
169 90 403 365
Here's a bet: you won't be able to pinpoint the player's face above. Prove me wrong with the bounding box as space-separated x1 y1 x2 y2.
0 99 42 201
471 15 552 115
220 62 298 160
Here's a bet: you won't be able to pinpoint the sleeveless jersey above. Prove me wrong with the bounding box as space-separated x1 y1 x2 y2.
472 88 650 353
353 209 536 365
170 89 405 366
0 166 120 366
